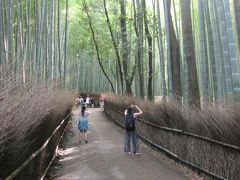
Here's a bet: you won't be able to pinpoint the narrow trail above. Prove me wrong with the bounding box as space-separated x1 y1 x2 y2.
47 108 188 180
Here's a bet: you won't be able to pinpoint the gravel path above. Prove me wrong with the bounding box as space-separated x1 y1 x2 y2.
46 108 190 180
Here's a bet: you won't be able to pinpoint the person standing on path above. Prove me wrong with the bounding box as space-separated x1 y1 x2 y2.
99 94 104 111
79 96 84 107
124 105 143 155
75 96 81 108
85 95 90 107
78 106 90 143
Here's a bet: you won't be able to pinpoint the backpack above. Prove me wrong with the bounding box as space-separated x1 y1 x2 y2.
125 113 135 131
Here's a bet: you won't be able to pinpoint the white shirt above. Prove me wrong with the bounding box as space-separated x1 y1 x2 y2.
86 97 90 104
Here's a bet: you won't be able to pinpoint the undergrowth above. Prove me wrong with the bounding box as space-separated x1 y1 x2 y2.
0 80 74 178
104 93 240 147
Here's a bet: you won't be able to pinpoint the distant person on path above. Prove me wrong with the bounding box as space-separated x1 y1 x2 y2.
79 96 84 107
90 97 95 107
78 106 90 143
124 105 143 155
99 94 104 111
86 95 90 107
75 96 81 108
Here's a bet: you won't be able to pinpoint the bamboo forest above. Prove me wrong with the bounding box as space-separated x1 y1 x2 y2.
1 0 240 179
1 0 240 106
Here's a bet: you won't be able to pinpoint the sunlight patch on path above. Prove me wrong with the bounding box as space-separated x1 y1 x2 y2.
111 166 125 180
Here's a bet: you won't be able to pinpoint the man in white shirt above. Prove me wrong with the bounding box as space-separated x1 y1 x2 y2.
85 95 90 107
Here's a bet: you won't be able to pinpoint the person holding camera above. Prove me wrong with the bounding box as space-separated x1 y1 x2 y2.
124 104 143 155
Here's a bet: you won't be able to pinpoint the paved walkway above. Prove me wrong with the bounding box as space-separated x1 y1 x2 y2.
47 108 188 180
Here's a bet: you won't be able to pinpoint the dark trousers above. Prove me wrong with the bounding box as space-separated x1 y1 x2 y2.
124 130 139 153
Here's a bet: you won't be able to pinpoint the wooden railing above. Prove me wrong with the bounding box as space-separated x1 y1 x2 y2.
4 113 71 180
105 106 239 180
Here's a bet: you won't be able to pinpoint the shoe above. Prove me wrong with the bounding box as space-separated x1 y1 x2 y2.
135 152 141 156
128 152 131 155
85 140 88 143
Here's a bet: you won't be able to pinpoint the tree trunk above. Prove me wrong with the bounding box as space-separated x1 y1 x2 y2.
44 0 48 84
58 0 61 83
133 0 144 99
63 0 69 87
163 0 172 98
1 1 8 66
16 0 24 85
203 0 217 104
104 0 124 94
49 0 54 80
7 0 13 75
0 0 3 65
156 0 167 102
210 0 226 103
152 0 156 101
53 0 57 82
35 0 42 79
234 0 240 50
198 0 209 106
222 0 240 99
214 0 233 99
142 0 153 101
181 0 200 108
165 0 181 103
120 0 133 95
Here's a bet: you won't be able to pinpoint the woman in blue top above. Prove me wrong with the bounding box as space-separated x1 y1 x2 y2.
78 106 90 143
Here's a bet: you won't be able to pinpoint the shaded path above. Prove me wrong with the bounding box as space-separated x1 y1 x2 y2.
47 108 188 180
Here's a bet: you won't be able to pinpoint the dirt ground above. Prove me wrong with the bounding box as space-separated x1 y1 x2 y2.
46 108 200 180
